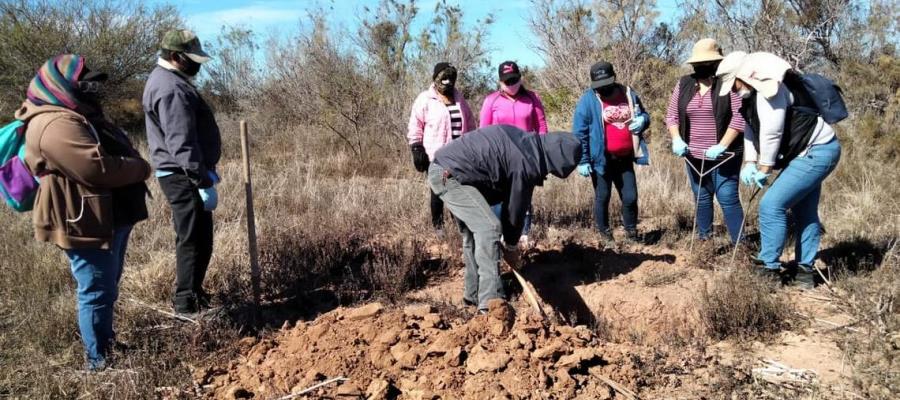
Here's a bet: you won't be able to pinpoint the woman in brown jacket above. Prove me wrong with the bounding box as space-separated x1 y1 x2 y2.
15 55 151 370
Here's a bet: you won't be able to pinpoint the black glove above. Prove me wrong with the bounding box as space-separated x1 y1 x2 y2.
410 143 429 172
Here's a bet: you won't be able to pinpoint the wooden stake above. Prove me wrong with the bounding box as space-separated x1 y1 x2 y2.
240 120 262 316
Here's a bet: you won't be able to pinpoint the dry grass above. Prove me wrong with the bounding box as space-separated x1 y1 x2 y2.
832 242 899 399
699 268 793 341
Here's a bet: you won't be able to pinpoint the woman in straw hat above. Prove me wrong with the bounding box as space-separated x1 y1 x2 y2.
665 38 747 243
716 51 842 289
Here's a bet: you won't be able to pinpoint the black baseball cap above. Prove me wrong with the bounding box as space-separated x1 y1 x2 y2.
498 61 521 82
433 62 454 80
590 61 616 89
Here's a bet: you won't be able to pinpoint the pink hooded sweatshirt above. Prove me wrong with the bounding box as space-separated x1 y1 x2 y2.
479 89 548 134
407 85 476 160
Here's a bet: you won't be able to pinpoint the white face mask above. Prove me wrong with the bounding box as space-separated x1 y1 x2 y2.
501 81 522 96
737 87 753 99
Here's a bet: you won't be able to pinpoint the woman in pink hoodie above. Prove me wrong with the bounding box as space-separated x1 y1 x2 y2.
479 61 548 134
408 62 476 237
479 61 548 247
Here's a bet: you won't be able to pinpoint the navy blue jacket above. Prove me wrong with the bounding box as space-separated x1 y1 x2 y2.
434 125 580 242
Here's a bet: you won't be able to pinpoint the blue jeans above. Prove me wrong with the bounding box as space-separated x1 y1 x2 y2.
758 139 841 270
428 164 504 310
686 156 744 243
491 204 532 237
591 157 638 233
65 226 133 369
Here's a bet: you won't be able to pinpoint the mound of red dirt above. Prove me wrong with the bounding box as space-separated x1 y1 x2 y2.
197 299 718 399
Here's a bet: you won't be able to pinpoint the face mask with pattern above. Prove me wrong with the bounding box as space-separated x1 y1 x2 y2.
434 68 457 96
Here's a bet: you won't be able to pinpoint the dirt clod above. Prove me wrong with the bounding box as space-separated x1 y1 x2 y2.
347 302 384 320
465 344 512 374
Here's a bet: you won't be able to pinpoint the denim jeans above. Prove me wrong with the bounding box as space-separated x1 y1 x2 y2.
491 204 533 237
591 157 638 233
686 156 744 243
65 226 133 369
758 138 841 270
428 163 504 310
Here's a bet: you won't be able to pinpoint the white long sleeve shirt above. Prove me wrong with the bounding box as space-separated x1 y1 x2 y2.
744 83 835 165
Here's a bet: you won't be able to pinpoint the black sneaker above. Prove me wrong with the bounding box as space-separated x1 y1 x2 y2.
752 263 782 280
196 290 213 309
793 267 816 290
173 298 199 316
625 229 641 244
463 298 477 308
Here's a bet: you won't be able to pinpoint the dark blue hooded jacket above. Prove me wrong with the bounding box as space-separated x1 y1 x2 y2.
433 125 581 242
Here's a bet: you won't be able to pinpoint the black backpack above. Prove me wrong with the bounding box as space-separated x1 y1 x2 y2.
740 71 843 170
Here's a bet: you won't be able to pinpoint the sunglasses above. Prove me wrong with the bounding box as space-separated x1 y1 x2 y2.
77 80 103 93
502 76 521 85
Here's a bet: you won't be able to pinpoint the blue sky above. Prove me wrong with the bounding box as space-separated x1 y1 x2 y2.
155 0 681 68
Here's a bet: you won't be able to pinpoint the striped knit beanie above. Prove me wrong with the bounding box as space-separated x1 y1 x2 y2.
26 54 86 111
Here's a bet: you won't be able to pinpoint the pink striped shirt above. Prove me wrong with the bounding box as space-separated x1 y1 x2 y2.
665 82 745 159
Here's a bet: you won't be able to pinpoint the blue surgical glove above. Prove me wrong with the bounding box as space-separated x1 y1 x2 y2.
705 144 727 159
740 163 757 186
198 186 218 211
751 170 770 189
577 163 592 177
671 137 688 157
208 170 221 184
628 115 646 133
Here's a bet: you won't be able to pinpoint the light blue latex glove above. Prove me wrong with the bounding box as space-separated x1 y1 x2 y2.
751 170 770 189
577 163 592 177
628 115 646 133
671 137 688 157
198 186 218 211
740 163 757 186
705 144 727 159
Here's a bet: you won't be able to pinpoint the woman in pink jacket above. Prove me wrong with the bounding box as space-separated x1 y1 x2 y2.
480 61 548 134
408 62 476 237
479 61 548 247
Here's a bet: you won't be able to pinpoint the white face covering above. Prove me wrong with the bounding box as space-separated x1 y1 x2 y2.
737 87 753 99
501 81 522 96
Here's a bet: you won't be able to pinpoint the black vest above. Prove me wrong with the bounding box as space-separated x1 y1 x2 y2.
677 75 742 153
739 72 819 170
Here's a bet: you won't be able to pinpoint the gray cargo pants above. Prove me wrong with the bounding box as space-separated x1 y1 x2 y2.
427 163 505 311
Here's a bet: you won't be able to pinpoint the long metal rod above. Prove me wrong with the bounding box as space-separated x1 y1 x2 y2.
689 157 706 253
730 186 761 266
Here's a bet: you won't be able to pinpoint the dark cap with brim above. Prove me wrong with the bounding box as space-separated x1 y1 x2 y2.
81 69 108 82
498 61 521 82
589 61 616 89
161 29 211 64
